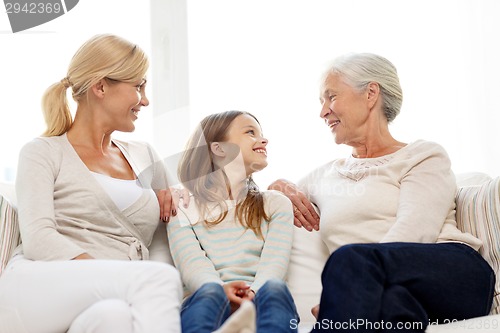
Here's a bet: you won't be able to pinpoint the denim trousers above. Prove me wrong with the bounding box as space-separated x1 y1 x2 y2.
311 242 495 333
181 279 299 333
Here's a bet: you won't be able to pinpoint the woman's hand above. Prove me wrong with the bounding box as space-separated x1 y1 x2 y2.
223 281 255 313
157 187 191 222
72 253 94 260
268 179 320 231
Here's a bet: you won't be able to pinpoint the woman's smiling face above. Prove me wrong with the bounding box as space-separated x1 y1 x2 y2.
319 73 371 146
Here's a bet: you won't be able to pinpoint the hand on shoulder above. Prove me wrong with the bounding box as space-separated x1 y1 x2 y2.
268 179 320 231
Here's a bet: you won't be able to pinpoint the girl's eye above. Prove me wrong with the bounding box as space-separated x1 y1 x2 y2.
246 130 255 135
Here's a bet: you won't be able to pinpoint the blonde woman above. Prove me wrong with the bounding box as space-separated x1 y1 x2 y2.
0 34 182 333
168 111 298 333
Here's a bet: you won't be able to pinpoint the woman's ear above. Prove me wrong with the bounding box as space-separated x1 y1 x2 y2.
366 82 380 109
210 142 226 157
90 79 106 99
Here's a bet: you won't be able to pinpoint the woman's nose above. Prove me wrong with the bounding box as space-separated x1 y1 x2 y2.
320 102 331 118
140 92 149 107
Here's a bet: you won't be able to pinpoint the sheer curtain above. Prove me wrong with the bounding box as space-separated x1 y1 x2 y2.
0 0 153 183
183 0 500 187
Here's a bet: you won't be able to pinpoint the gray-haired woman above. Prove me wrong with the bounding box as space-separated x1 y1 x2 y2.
270 53 494 332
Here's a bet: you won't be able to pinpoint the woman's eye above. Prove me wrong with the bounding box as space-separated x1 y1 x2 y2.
136 80 147 92
247 130 255 135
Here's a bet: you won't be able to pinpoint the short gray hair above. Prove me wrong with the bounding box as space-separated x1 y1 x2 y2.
322 53 403 123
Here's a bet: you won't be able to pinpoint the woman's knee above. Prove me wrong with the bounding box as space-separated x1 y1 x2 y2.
68 299 133 333
142 262 181 285
133 262 183 300
323 243 382 277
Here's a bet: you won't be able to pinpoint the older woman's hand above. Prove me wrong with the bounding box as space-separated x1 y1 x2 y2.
268 179 320 231
157 187 191 222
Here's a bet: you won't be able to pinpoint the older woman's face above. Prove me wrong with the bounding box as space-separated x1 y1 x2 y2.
319 73 370 145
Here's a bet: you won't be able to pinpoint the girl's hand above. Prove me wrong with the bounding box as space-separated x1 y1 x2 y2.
268 179 320 231
223 281 254 313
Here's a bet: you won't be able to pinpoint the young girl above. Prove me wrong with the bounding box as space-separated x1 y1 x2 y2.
167 111 298 333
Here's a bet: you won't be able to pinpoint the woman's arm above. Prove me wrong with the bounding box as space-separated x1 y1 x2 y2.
268 179 320 231
16 139 87 260
251 191 294 292
143 144 191 222
382 142 456 243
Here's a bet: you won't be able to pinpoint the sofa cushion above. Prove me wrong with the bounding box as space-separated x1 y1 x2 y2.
286 226 329 325
455 177 500 314
0 194 20 276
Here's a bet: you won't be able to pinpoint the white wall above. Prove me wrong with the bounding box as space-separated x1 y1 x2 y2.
1 0 499 187
183 0 500 187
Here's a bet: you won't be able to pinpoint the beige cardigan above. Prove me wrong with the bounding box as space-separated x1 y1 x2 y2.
14 134 170 261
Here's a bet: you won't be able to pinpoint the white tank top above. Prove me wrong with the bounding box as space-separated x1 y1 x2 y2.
91 172 144 211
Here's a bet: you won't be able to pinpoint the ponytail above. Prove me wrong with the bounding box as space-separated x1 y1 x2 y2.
41 78 73 137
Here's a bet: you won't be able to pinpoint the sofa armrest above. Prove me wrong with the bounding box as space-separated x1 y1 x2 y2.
0 191 20 276
0 182 16 207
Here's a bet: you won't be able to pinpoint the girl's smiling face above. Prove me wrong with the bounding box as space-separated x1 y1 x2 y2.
222 114 268 176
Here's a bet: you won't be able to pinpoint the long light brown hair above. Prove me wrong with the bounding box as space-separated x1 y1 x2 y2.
178 111 270 238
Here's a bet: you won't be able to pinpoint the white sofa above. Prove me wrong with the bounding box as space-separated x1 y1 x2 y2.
1 173 500 332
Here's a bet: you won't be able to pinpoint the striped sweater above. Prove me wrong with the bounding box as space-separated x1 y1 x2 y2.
167 190 293 294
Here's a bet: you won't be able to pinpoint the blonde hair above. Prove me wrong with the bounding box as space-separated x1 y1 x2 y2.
41 34 149 136
323 53 403 123
178 111 270 239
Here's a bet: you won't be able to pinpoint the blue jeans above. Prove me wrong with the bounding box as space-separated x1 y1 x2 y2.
181 280 299 333
311 242 495 332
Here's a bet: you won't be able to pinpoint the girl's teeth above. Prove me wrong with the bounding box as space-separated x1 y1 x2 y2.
254 149 267 155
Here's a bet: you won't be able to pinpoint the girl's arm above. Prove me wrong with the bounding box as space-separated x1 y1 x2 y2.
167 208 223 293
251 191 294 292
